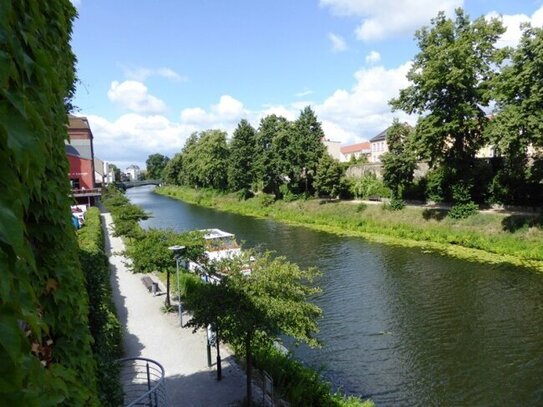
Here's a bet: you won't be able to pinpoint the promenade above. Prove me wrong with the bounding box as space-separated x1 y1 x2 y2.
101 212 246 406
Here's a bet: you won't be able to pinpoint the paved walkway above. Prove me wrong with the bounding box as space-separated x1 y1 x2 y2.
101 212 246 406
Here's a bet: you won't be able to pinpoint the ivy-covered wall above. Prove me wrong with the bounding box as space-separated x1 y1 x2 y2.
0 2 98 405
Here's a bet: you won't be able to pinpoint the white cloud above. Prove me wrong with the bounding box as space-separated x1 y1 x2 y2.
365 50 381 64
107 80 167 114
328 32 348 52
87 113 197 169
320 0 463 41
487 6 543 49
123 66 187 82
295 89 313 97
180 95 249 135
315 61 414 143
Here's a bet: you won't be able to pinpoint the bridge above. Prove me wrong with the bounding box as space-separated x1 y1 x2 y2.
117 179 161 189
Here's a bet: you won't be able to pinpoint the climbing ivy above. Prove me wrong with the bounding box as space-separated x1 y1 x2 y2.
0 1 99 405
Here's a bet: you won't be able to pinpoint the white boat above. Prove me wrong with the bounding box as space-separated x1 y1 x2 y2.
187 229 243 282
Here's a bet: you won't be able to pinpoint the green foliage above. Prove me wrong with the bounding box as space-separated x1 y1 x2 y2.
186 251 322 402
448 202 479 219
288 106 327 194
255 115 290 196
162 153 183 185
0 1 99 404
145 153 170 180
315 154 345 198
349 174 391 200
252 345 373 406
279 184 300 202
102 186 149 238
128 229 205 275
255 193 276 208
381 120 416 205
228 119 257 192
181 130 229 189
391 8 505 204
77 208 123 406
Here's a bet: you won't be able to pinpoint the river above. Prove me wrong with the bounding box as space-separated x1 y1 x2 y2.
126 185 543 406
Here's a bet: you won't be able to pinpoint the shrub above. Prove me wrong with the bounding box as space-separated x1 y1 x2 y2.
448 201 479 219
256 193 276 208
350 174 390 199
78 208 123 406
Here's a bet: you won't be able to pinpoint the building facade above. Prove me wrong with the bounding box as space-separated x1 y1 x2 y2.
340 141 371 162
65 115 101 205
369 128 390 163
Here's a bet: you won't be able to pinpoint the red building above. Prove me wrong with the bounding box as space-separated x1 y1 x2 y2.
65 115 101 206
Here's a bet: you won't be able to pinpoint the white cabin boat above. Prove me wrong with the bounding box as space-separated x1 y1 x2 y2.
187 229 242 280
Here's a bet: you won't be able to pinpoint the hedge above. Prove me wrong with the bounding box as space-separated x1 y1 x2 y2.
0 1 99 404
77 208 123 406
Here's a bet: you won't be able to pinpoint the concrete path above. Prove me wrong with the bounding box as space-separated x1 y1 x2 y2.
101 212 246 406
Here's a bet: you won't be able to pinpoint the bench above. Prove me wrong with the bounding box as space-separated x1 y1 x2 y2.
141 276 160 295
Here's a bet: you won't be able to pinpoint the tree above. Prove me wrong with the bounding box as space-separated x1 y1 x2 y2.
186 251 322 405
254 115 290 195
162 153 183 185
390 8 505 214
182 130 229 190
381 120 417 209
228 119 257 192
146 153 170 180
314 153 345 198
108 163 121 182
288 106 326 194
129 229 204 307
486 24 543 205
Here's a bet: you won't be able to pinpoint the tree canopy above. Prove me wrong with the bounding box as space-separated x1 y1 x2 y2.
391 8 505 209
186 251 322 404
146 153 170 180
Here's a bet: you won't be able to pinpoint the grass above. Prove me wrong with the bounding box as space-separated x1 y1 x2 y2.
156 185 543 272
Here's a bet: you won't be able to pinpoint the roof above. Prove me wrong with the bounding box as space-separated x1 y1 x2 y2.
200 229 235 240
369 128 389 143
68 115 91 130
340 142 370 154
126 165 140 170
65 139 93 160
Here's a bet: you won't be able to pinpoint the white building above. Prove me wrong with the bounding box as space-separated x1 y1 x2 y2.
369 128 389 163
340 142 371 162
125 164 141 181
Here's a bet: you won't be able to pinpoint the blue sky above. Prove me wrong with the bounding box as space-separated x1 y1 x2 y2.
70 0 543 169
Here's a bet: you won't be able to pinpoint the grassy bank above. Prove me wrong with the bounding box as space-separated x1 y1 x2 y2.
156 185 543 272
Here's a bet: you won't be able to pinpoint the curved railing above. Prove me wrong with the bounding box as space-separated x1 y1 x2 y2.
119 357 168 407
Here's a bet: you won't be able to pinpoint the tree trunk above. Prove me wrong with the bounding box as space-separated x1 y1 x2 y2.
165 271 171 307
245 332 252 406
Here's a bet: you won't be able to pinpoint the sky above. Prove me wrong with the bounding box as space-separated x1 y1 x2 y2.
70 0 543 170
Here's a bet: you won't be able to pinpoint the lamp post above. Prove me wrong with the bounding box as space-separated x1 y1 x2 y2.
168 245 185 327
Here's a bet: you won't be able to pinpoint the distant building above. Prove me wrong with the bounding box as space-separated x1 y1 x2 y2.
340 142 371 162
126 165 141 181
65 115 101 206
369 128 390 163
322 138 342 161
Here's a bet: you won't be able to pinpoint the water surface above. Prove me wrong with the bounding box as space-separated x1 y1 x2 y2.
127 186 543 405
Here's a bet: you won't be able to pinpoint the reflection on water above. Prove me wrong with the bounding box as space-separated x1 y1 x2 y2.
127 186 543 406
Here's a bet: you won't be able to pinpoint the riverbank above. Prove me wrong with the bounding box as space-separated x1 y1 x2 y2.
156 185 543 272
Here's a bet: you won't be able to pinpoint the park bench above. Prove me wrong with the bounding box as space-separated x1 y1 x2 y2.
141 276 160 295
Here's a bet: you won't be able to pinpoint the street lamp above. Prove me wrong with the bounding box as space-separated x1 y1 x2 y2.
168 245 185 327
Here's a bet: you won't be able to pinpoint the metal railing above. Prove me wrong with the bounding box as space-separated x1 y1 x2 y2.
119 357 168 407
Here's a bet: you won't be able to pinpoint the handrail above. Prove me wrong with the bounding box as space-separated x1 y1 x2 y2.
119 357 168 407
